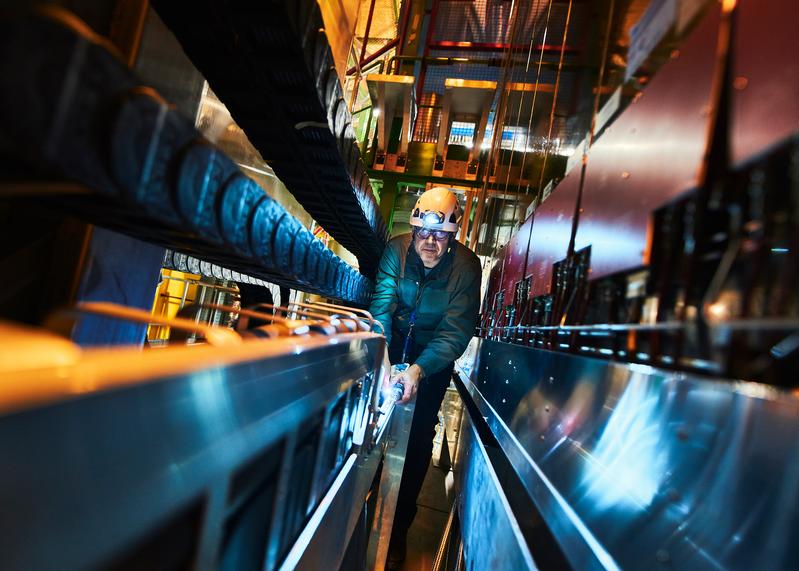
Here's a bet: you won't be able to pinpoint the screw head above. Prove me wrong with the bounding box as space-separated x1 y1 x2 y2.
733 76 749 90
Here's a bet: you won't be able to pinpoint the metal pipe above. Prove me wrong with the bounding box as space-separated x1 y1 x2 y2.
469 0 523 252
246 303 334 322
459 190 474 244
286 301 365 332
432 505 458 571
429 41 578 54
347 38 400 76
109 0 150 67
179 277 190 311
302 300 381 332
203 303 288 324
358 0 378 70
347 0 378 113
46 301 242 347
415 0 441 105
360 107 375 155
484 317 799 333
395 0 415 74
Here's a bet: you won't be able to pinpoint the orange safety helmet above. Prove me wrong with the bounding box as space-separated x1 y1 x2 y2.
409 187 461 233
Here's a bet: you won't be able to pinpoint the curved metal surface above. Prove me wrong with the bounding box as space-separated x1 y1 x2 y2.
279 396 416 571
458 337 799 571
365 401 416 571
0 331 386 570
456 409 538 571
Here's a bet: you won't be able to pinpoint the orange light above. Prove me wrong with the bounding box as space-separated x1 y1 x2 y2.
707 301 730 321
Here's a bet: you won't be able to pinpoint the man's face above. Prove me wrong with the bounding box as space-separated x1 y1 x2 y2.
413 229 450 268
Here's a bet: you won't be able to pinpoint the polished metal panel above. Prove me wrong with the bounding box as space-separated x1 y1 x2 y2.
282 399 415 571
731 0 799 166
457 337 799 570
279 454 363 571
526 168 581 298
455 404 537 570
574 6 721 279
366 402 416 571
0 333 385 570
498 214 534 300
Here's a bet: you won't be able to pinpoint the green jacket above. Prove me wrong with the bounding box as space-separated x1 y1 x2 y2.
369 233 482 376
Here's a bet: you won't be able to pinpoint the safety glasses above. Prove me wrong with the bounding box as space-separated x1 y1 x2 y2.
416 228 451 241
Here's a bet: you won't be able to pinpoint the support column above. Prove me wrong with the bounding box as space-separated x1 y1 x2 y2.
469 192 487 251
399 87 412 156
376 82 388 154
470 102 491 164
459 190 475 244
436 88 453 159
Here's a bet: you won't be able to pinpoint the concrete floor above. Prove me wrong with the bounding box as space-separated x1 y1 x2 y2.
397 462 454 571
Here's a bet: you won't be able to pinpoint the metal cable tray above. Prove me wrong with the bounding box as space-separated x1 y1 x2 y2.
457 337 799 571
0 301 412 570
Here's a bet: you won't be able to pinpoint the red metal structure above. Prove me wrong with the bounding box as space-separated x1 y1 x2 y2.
731 0 799 166
527 168 581 297
573 5 722 280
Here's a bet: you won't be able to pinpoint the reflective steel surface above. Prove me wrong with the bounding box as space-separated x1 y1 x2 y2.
281 399 415 571
0 332 385 570
456 408 538 570
366 402 416 571
457 337 799 570
526 168 581 298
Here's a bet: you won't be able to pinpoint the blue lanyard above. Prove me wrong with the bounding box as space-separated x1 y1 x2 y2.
400 252 432 364
401 309 417 364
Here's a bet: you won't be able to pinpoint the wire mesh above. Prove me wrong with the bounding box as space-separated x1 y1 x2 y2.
476 0 578 265
354 0 401 59
412 92 442 143
433 0 515 44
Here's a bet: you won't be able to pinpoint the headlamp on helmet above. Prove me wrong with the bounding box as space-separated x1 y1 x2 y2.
409 187 461 233
422 211 444 226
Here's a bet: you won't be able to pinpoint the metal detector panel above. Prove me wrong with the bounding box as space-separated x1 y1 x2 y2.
574 6 721 280
528 169 581 297
730 0 799 166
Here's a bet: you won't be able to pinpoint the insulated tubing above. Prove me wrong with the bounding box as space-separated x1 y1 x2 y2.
0 8 373 303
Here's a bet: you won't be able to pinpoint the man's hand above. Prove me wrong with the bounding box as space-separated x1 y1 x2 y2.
392 364 424 404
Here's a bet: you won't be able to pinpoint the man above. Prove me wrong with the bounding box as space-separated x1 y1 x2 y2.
369 186 482 567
